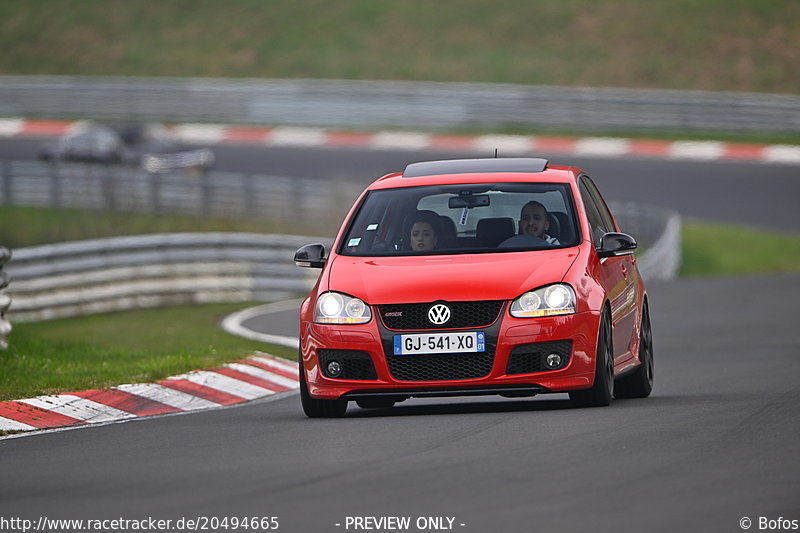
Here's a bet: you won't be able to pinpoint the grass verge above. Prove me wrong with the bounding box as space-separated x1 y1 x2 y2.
0 303 296 402
680 221 800 276
0 1 798 94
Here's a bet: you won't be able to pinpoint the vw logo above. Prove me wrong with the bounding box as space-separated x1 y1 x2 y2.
428 304 451 325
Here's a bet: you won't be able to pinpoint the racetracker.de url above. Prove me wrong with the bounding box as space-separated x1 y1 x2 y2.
0 516 280 532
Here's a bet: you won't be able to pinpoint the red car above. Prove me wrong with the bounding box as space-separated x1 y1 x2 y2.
294 158 653 417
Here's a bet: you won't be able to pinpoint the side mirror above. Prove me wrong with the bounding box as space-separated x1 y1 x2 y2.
294 243 327 268
597 232 637 258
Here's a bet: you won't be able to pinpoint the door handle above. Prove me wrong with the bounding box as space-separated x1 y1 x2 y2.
621 265 628 277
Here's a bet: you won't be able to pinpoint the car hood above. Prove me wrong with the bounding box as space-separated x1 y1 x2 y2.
326 248 582 304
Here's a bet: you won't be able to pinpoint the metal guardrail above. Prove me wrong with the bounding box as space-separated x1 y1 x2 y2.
1 76 799 134
611 202 682 282
0 160 362 233
0 246 11 348
5 233 331 322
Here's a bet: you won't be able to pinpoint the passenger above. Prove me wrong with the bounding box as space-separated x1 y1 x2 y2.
519 201 560 245
407 211 441 251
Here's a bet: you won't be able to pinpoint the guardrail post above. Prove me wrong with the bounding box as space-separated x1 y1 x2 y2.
292 177 304 221
150 171 161 214
49 162 61 208
1 160 11 206
107 165 118 211
100 164 113 211
201 170 213 217
245 173 256 216
0 246 12 350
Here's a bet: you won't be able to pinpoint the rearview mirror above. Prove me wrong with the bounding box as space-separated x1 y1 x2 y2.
449 195 490 209
597 232 637 258
294 243 326 268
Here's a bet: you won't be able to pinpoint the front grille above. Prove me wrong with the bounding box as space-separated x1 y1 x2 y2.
379 301 504 330
318 349 378 380
506 340 572 374
386 350 494 381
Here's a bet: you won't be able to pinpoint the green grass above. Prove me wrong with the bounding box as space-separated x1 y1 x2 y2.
680 221 800 276
0 303 296 402
0 1 798 94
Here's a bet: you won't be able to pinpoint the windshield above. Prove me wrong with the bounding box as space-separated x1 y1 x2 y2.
339 182 580 256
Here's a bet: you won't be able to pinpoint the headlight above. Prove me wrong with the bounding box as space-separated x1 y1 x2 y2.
315 292 372 324
510 284 576 318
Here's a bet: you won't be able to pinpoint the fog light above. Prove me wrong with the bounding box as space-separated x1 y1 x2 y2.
545 353 562 369
327 361 342 378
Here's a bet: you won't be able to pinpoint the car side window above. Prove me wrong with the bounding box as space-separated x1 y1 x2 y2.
579 179 608 247
581 176 616 233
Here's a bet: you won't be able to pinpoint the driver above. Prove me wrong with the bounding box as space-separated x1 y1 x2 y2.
519 201 560 245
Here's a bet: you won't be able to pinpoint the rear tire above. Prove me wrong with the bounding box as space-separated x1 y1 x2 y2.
615 301 654 398
570 310 614 407
299 360 347 418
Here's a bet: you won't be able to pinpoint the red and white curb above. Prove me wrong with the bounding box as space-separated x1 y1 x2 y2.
1 118 798 165
0 353 298 435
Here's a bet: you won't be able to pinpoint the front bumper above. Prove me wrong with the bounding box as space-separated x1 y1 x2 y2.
301 307 602 400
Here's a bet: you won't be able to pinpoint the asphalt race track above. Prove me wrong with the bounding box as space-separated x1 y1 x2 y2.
1 139 799 532
2 275 799 532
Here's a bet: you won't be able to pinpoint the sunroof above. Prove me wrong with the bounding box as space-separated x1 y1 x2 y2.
403 158 548 178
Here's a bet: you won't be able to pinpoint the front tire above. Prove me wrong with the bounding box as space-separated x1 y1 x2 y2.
570 310 614 407
299 360 347 418
615 301 654 398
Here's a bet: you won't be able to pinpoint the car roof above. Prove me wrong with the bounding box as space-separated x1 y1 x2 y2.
403 158 548 177
368 158 580 190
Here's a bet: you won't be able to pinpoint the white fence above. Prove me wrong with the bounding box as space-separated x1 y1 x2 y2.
1 76 798 134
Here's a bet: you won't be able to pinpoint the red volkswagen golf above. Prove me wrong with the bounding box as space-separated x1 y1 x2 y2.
294 158 653 417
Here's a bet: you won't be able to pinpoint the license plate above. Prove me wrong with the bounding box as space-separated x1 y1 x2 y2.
393 332 485 355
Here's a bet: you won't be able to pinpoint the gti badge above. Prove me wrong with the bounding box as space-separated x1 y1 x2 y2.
428 303 451 325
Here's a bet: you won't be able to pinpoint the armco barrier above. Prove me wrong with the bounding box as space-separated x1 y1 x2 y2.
5 233 332 322
1 76 798 134
5 204 679 323
611 202 682 282
0 161 363 234
0 246 11 348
